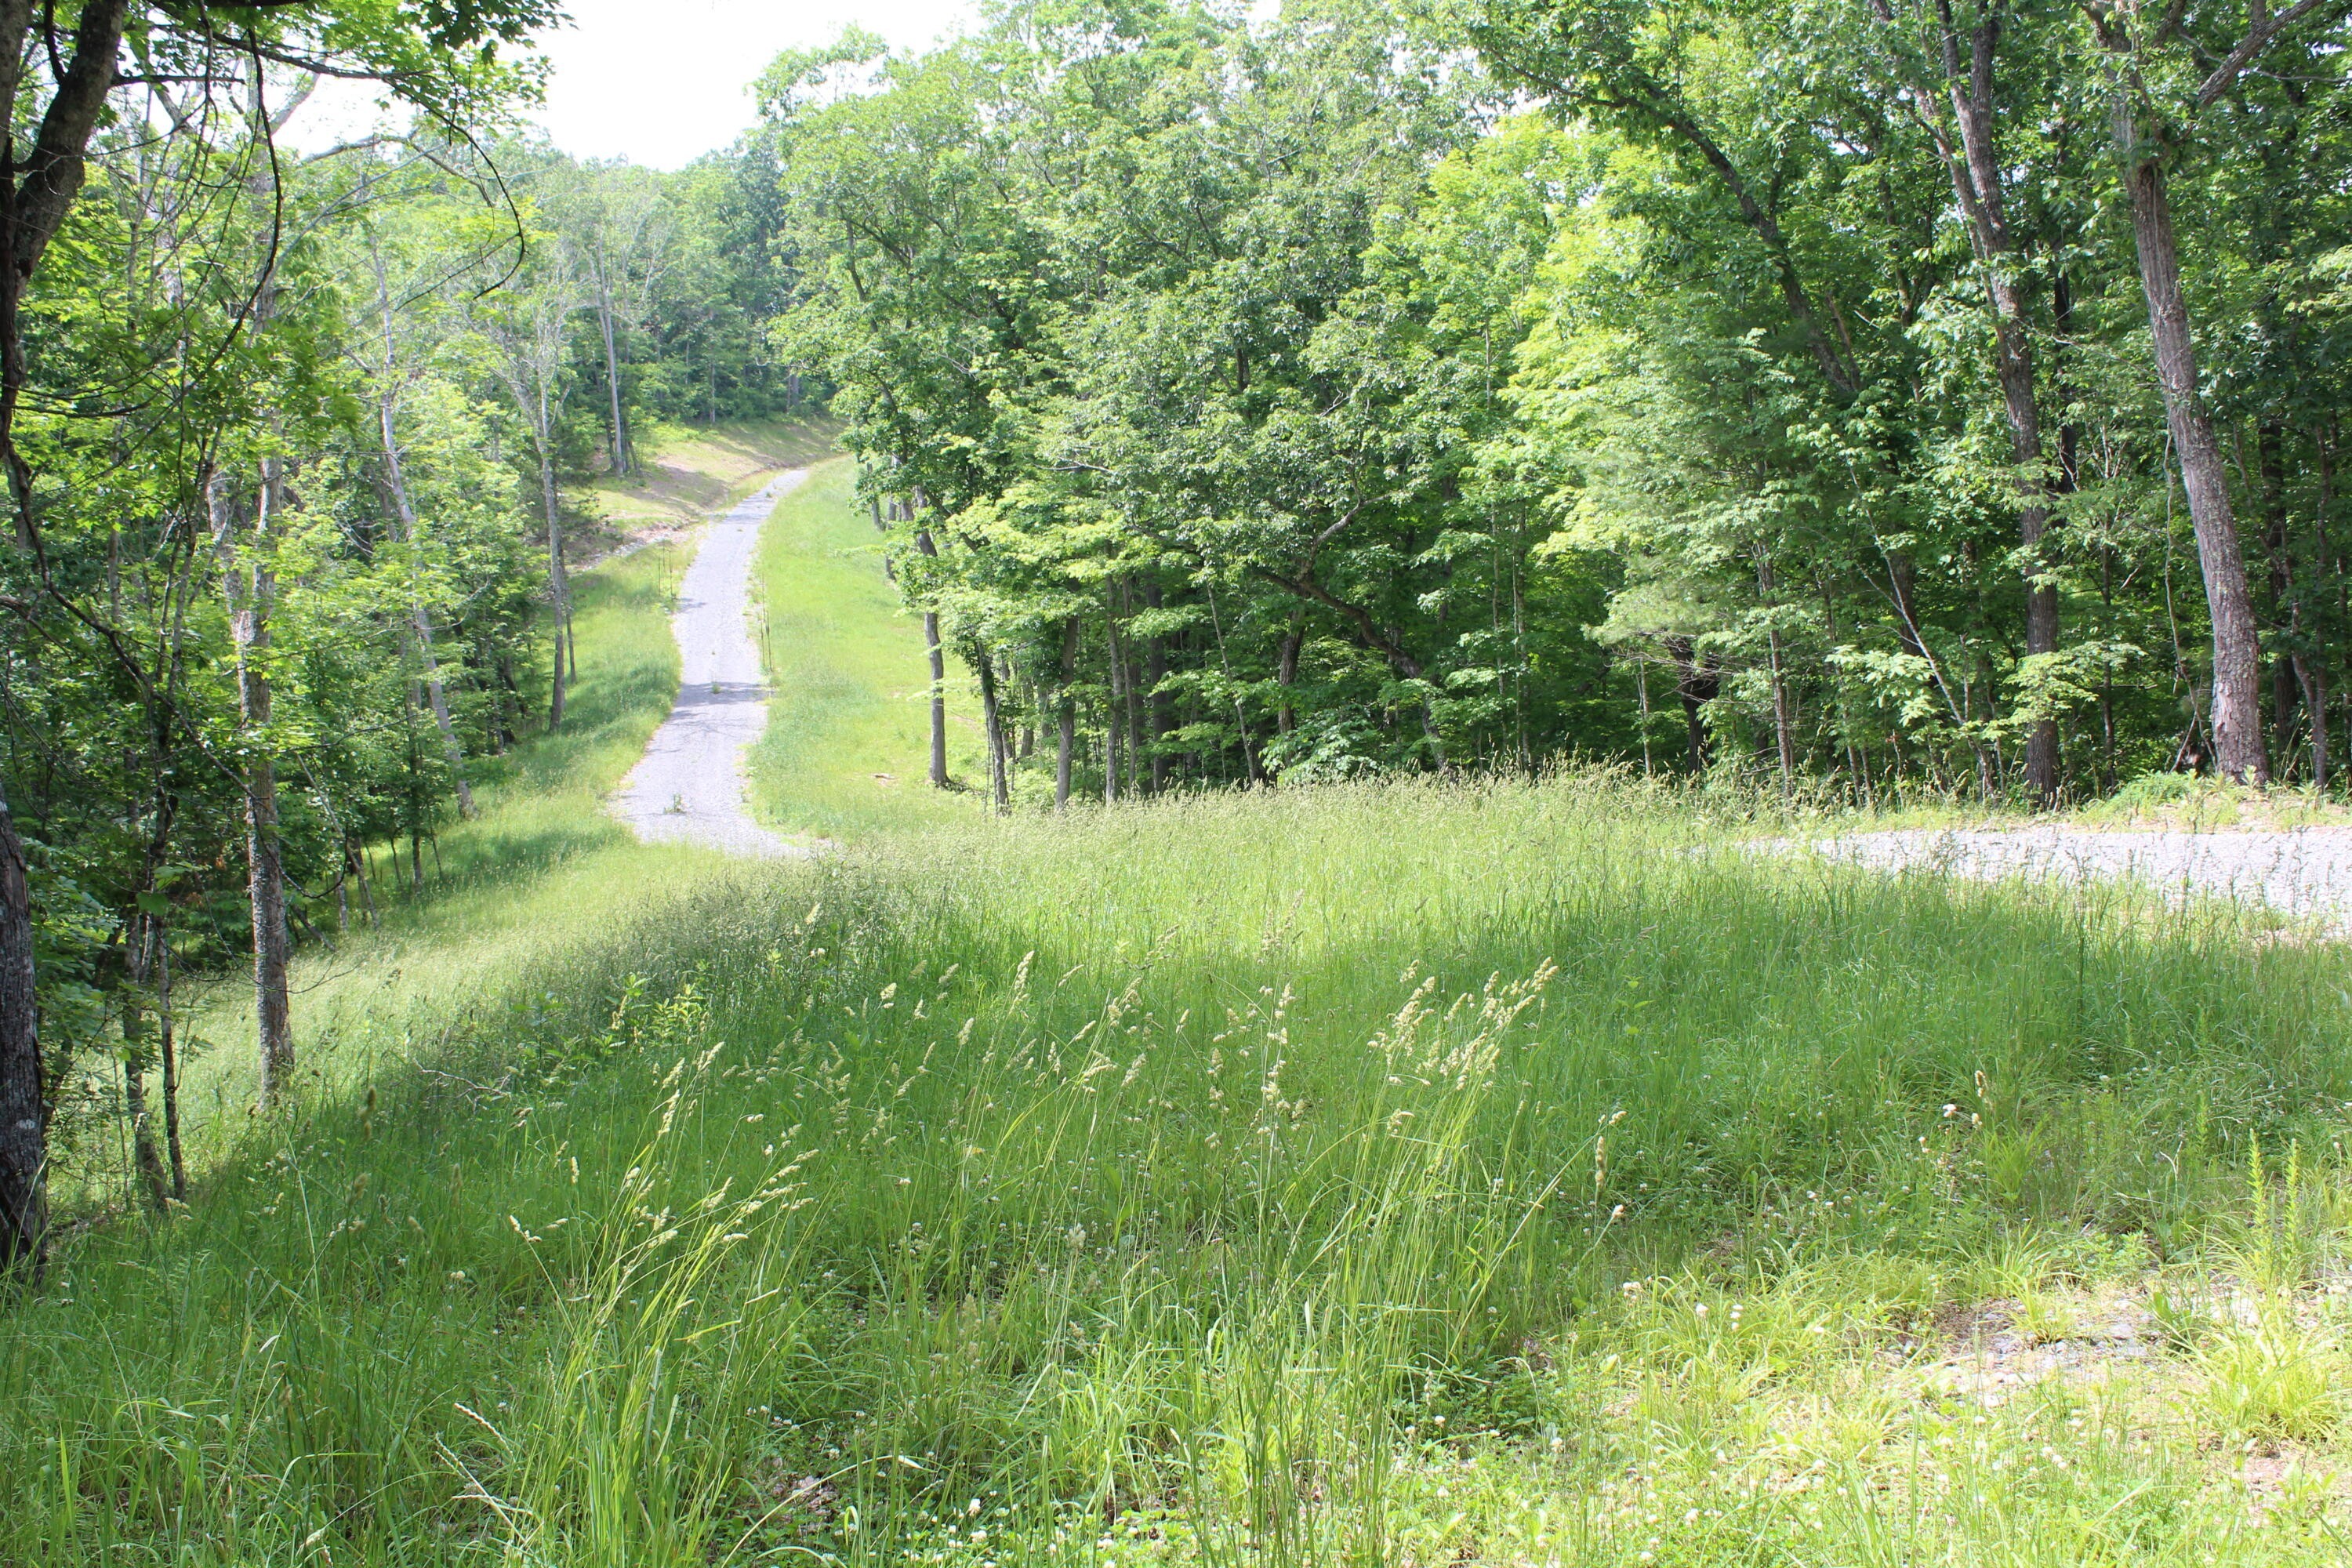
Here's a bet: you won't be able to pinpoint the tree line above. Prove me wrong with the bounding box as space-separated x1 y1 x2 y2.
772 0 2352 808
9 0 2352 1279
0 2 800 1279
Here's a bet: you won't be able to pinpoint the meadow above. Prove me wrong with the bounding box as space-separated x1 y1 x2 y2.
8 455 2352 1566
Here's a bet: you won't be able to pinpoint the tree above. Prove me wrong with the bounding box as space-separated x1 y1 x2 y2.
0 0 554 1282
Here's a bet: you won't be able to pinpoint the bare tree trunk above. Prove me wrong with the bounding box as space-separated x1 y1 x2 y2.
913 523 948 786
372 250 473 811
122 918 170 1214
1120 583 1147 794
1758 548 1797 793
1904 4 2061 801
596 243 630 477
2315 429 2336 792
2111 107 2267 782
1276 608 1303 735
213 466 294 1108
1057 617 1078 810
1666 637 1719 771
974 642 1009 813
538 402 569 730
381 400 474 815
0 785 42 1282
1144 582 1172 793
1105 590 1126 804
156 912 184 1201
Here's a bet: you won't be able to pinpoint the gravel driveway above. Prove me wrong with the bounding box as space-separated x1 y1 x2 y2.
1780 825 2352 934
612 470 808 858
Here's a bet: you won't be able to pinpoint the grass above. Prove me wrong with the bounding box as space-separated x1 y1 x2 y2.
574 417 842 542
14 432 2352 1565
165 529 712 1152
748 456 997 840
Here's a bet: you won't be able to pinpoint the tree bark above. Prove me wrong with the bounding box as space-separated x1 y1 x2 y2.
1276 608 1303 735
537 399 569 730
372 256 475 815
595 242 630 477
1927 4 2060 800
213 466 294 1108
122 920 171 1214
0 782 42 1281
974 641 1010 812
380 401 475 815
1057 617 1079 809
913 523 948 786
1664 636 1719 771
1105 590 1126 804
2110 96 2267 782
0 0 141 1280
1143 582 1172 792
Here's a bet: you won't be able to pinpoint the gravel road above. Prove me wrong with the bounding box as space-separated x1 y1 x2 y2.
612 470 807 858
1780 825 2352 933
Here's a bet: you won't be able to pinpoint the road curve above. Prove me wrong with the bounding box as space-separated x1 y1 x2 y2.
612 470 807 857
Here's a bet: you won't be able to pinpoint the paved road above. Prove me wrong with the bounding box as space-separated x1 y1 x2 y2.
1778 825 2352 934
612 470 807 858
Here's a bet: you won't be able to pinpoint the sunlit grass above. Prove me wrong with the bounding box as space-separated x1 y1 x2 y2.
575 416 842 533
172 535 733 1145
13 433 2352 1565
748 456 993 838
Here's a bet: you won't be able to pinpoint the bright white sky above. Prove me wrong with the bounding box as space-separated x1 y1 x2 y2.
289 0 985 169
527 0 985 168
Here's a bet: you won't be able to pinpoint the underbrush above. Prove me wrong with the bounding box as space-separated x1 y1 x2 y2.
9 775 2352 1563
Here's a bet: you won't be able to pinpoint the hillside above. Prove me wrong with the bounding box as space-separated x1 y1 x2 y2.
8 430 2352 1566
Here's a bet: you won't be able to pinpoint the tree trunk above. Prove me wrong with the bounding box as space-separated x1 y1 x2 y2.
380 394 474 815
1105 590 1126 804
1143 583 1172 792
1665 636 1719 771
913 524 948 786
1057 617 1079 810
213 466 294 1108
538 405 569 730
156 910 185 1200
596 244 630 478
1758 548 1797 793
1120 584 1147 794
122 920 170 1214
0 785 42 1282
1276 608 1303 735
2112 109 2267 782
1915 5 2060 801
975 643 1009 813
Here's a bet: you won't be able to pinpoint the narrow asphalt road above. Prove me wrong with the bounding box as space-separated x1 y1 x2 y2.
612 470 808 857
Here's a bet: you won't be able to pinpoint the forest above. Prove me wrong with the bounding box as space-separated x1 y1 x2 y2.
7 0 2352 1563
777 0 2352 804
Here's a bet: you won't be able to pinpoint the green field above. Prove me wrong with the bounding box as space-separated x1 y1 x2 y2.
9 441 2352 1566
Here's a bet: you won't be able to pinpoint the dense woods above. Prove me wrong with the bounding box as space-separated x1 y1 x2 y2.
774 0 2352 808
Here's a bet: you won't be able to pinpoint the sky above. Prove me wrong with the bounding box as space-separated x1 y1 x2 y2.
290 0 984 169
526 0 982 168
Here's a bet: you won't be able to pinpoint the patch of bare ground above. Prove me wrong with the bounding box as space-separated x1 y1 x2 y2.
571 419 841 564
1871 1274 2352 1511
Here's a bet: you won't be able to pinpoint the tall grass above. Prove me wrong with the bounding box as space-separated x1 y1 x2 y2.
749 457 996 838
161 537 740 1171
9 768 2352 1563
13 439 2352 1564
